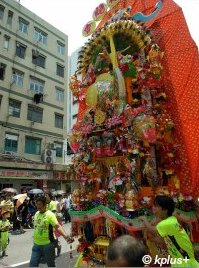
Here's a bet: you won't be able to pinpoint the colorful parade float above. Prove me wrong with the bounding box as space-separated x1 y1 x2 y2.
68 0 199 266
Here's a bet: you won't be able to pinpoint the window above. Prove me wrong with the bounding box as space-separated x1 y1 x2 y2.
72 113 78 120
32 50 46 68
67 142 74 155
7 10 13 26
0 5 5 20
9 99 21 117
56 88 64 102
25 136 41 155
73 98 79 105
19 17 29 33
56 64 64 78
57 41 65 55
55 114 63 129
3 35 10 49
30 77 44 93
4 134 18 152
27 105 43 123
33 28 47 45
16 42 26 59
12 70 24 87
0 63 6 80
55 143 63 157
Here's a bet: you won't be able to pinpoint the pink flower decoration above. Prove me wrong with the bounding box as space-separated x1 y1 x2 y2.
81 123 94 134
119 63 129 72
106 115 123 128
78 92 86 101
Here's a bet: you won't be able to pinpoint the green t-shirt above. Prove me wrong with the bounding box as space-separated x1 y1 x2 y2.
33 210 58 245
46 200 56 212
156 216 198 267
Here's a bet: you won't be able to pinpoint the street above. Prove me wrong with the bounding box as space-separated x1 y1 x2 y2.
0 223 79 268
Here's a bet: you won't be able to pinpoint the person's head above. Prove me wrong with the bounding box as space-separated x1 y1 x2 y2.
153 195 175 218
106 235 146 267
45 192 53 204
56 194 62 201
5 194 11 200
36 196 47 213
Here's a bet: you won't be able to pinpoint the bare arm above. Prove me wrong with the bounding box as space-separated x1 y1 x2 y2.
54 224 69 241
140 216 164 244
140 216 157 233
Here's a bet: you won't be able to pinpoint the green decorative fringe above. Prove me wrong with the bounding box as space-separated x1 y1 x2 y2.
70 206 197 226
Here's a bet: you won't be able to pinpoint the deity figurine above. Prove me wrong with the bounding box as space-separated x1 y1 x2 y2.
103 135 114 156
148 44 164 78
143 158 157 188
125 181 138 211
69 75 82 97
80 187 88 203
71 189 80 207
94 137 102 158
87 191 94 202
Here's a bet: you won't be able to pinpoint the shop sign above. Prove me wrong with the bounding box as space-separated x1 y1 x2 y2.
0 170 53 180
54 172 68 181
0 171 30 177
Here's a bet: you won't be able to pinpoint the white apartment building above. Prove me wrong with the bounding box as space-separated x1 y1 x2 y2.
68 49 80 131
0 0 70 192
64 48 80 164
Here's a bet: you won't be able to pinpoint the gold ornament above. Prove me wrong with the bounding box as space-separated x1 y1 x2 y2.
95 109 106 125
86 84 98 108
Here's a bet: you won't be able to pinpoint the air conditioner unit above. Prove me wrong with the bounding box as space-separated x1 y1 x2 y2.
42 149 56 164
4 151 15 155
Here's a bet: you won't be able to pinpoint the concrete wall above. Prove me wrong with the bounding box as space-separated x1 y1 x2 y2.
0 0 68 164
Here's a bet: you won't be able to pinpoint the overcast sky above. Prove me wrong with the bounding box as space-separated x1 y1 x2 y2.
19 0 199 55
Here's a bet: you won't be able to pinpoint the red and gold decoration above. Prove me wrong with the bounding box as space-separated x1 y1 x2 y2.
68 0 199 266
106 0 119 8
92 3 108 21
82 20 96 37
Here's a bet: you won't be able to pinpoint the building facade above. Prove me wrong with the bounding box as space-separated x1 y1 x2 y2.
0 0 70 192
64 48 80 165
67 49 80 133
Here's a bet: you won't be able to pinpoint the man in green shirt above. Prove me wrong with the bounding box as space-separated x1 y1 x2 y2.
45 191 62 257
140 195 199 267
45 192 56 213
29 196 69 267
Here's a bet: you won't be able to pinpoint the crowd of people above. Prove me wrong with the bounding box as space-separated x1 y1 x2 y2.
0 191 198 267
0 190 72 259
